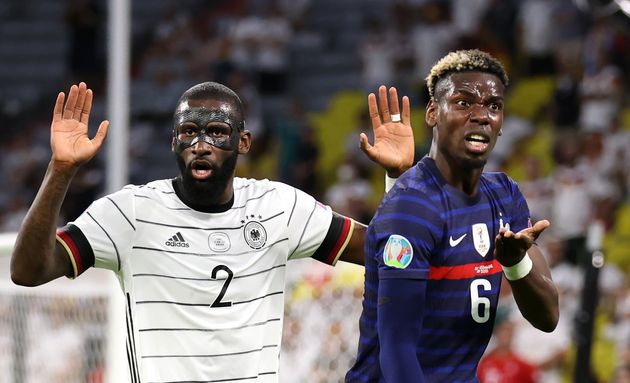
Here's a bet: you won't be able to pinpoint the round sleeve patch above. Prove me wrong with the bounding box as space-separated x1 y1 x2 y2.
383 234 413 269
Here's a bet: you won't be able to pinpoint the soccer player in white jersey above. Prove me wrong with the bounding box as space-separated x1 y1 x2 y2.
10 81 414 382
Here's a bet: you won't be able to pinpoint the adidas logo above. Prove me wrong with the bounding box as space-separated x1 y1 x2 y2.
165 232 190 248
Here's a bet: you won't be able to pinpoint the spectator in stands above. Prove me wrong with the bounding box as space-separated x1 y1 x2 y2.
65 0 104 84
478 314 539 383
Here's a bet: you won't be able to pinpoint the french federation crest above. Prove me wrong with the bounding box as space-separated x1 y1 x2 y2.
383 234 413 269
472 223 490 257
244 221 267 249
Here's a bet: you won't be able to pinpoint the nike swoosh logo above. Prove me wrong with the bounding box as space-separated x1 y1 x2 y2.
449 234 467 247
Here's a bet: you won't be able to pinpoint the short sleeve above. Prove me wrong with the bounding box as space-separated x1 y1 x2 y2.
274 182 350 264
58 187 136 276
370 192 439 280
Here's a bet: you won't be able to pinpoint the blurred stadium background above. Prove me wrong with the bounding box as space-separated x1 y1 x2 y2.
1 0 630 382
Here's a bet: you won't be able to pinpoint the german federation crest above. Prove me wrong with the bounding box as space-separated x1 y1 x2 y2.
383 234 413 269
244 221 267 249
472 223 490 257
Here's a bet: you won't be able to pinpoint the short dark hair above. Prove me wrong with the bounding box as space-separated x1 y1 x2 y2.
175 82 245 125
426 49 509 101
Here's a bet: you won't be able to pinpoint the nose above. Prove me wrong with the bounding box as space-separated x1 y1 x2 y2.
190 138 213 155
469 104 490 124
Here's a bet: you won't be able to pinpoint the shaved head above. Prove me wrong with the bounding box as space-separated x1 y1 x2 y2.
175 82 245 130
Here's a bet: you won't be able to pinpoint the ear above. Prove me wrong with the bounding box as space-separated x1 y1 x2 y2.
171 136 176 152
425 99 437 128
238 130 252 154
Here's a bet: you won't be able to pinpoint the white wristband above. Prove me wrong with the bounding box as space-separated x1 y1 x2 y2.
502 253 533 281
385 174 397 193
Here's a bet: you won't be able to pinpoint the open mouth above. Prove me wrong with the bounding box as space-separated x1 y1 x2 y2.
190 159 214 179
464 133 490 154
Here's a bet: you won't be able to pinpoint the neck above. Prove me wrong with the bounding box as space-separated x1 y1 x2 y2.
173 176 235 213
429 144 483 196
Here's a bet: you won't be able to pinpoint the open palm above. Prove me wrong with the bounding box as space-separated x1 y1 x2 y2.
360 86 415 177
51 82 109 168
494 220 551 266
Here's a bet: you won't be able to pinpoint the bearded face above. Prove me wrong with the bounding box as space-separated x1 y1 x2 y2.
171 97 250 207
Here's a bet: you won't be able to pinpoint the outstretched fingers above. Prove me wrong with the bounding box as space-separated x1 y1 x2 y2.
368 85 407 129
378 85 391 123
72 82 88 121
53 92 65 123
529 219 551 240
388 87 400 121
368 92 382 130
91 120 110 150
80 89 94 126
401 95 411 126
62 85 79 119
359 132 377 159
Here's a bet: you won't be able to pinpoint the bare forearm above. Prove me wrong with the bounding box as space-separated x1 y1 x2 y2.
11 161 77 285
509 264 559 332
337 221 367 266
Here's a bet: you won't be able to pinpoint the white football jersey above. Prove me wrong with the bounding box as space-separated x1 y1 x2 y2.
57 177 354 383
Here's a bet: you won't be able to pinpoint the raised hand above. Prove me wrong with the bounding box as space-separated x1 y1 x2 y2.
360 85 415 177
51 82 109 169
494 220 551 267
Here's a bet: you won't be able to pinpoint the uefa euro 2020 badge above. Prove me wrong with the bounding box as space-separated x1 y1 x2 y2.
383 234 413 269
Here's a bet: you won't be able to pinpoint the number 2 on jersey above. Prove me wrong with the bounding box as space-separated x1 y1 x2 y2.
211 265 233 307
470 279 491 323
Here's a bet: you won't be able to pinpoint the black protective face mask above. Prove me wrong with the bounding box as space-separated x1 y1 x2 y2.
172 108 244 153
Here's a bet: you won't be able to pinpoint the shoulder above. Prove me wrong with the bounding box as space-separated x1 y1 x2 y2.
250 178 317 201
117 179 177 202
379 163 440 218
481 171 521 195
234 176 285 198
373 167 442 237
122 179 174 195
392 161 437 194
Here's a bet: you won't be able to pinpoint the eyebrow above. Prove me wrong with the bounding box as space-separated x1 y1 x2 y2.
452 89 504 101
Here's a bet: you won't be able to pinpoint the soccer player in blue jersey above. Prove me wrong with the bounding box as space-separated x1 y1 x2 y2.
346 49 560 382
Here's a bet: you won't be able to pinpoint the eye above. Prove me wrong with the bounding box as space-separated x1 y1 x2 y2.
456 99 470 107
181 126 198 136
488 102 502 112
208 126 231 138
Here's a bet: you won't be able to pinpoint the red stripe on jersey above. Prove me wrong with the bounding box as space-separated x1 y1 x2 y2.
327 217 352 264
429 259 502 280
57 229 85 275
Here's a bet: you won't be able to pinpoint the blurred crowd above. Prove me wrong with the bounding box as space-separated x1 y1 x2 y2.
1 0 630 381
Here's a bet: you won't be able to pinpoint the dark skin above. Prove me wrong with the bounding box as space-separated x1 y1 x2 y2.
11 82 414 285
426 71 559 332
171 98 251 209
11 82 108 285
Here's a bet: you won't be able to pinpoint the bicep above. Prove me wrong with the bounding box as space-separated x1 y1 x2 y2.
377 277 426 380
378 277 426 337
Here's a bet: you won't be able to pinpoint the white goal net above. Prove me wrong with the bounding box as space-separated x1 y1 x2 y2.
0 233 127 383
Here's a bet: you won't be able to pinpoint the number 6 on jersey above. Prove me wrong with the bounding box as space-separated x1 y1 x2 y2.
470 279 491 323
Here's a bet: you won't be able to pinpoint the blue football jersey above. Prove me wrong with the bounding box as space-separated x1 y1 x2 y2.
346 157 531 383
